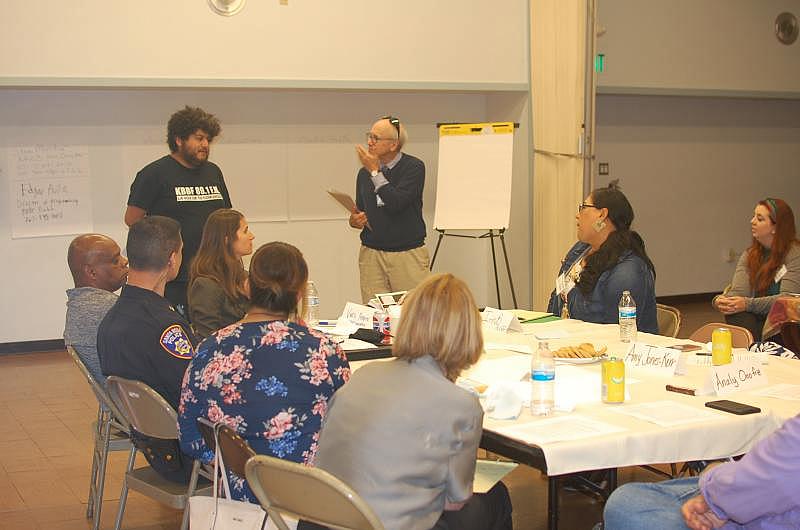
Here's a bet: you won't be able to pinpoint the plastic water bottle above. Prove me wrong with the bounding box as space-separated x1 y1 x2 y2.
618 290 637 343
306 280 320 327
530 341 555 416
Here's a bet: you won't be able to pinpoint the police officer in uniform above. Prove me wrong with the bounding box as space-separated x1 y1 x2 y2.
98 215 198 483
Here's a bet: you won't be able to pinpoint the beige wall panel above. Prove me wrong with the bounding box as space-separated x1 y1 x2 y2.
531 0 588 309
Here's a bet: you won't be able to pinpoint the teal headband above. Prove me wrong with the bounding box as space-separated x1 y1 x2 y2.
765 198 778 223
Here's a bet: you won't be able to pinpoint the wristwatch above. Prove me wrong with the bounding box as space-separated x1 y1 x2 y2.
370 169 380 178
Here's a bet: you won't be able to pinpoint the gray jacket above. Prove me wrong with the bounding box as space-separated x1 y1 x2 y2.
315 355 483 530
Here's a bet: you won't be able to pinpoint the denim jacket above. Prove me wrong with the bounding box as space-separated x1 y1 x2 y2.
547 241 658 334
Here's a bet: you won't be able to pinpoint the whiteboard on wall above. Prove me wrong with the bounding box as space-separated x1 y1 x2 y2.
8 145 93 238
433 123 515 230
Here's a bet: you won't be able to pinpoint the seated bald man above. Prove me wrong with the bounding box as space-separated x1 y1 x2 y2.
64 234 129 382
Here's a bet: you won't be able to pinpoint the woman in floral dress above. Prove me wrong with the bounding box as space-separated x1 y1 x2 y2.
178 241 350 501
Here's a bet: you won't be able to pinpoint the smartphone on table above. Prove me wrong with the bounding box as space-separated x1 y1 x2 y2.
705 400 761 415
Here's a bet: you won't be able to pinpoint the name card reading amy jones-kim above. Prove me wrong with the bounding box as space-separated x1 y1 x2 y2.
624 343 681 375
482 307 523 333
707 359 768 396
340 302 377 329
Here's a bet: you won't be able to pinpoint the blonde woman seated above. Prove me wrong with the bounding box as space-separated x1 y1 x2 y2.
713 198 800 341
306 273 513 530
188 209 255 339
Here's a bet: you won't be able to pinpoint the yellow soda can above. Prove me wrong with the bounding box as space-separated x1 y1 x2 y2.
712 327 733 366
602 358 625 403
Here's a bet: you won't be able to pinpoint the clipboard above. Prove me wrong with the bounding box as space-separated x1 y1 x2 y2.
328 189 372 230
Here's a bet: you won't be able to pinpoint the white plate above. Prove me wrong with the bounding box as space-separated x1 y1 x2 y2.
554 356 606 365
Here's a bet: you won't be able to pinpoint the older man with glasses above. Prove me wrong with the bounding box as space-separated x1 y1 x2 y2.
349 116 430 303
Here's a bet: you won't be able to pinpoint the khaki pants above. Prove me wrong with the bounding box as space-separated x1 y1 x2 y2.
358 245 430 304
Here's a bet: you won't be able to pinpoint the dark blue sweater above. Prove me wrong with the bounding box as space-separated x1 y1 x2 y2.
355 153 426 252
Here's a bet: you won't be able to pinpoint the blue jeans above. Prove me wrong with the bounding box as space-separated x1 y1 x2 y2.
604 477 701 530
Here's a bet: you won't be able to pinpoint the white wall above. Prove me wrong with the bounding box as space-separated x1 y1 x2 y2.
1 1 527 87
0 0 531 344
597 0 800 96
595 94 800 296
0 88 531 343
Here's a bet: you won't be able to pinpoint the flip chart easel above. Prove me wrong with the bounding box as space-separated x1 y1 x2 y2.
431 122 518 308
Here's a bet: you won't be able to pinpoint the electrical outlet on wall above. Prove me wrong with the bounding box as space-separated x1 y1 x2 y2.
598 162 609 175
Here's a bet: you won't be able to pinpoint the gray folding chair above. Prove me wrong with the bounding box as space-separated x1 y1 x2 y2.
196 417 255 480
66 346 132 530
246 454 385 530
105 376 212 530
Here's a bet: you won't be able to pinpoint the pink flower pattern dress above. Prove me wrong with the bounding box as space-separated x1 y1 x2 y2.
178 319 350 502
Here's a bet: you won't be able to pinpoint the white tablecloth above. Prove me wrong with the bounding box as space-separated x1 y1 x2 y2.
470 319 800 476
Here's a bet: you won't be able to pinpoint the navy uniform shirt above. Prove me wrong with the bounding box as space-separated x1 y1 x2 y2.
98 284 197 410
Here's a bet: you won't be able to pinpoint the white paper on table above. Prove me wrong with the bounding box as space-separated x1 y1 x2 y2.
553 365 638 409
484 342 532 354
338 338 377 350
473 461 518 494
528 329 570 339
462 356 530 387
753 383 800 401
688 352 768 367
326 321 359 337
494 414 626 445
609 400 721 427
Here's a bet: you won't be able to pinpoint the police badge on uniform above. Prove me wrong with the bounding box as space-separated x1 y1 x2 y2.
160 324 194 359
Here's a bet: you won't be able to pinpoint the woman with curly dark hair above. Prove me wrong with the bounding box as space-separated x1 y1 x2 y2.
713 198 800 340
547 181 658 334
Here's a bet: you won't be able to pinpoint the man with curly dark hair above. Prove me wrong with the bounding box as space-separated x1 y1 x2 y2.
124 106 232 318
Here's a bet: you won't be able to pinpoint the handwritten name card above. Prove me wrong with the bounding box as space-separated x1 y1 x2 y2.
482 307 523 333
340 302 377 329
624 343 681 376
707 360 768 396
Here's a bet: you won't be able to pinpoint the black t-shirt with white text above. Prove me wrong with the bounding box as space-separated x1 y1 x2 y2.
127 155 232 282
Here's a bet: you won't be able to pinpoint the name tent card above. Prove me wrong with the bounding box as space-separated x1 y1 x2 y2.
705 359 768 396
340 302 377 329
482 307 523 333
624 343 681 375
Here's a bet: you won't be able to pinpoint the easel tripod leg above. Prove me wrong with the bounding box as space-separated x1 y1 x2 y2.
499 232 518 308
430 231 445 271
489 230 501 307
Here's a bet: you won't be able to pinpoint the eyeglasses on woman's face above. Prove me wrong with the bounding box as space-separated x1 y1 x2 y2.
578 202 600 212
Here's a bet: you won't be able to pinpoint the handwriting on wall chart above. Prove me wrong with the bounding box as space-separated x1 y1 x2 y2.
10 145 92 238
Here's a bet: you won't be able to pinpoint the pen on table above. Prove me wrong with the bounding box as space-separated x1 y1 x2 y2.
317 320 337 326
695 351 712 356
665 384 696 396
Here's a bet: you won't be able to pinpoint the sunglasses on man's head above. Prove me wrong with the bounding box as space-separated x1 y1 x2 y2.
381 115 401 139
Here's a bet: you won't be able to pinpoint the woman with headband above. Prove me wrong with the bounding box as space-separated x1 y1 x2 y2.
713 198 800 340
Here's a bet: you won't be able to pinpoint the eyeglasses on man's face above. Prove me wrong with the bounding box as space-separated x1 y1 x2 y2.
578 203 601 212
365 132 397 143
